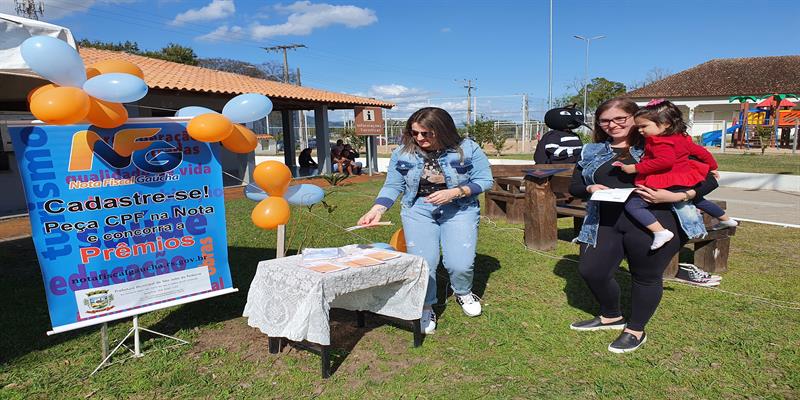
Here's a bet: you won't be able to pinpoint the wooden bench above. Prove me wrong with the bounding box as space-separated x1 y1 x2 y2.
517 166 736 277
485 164 536 224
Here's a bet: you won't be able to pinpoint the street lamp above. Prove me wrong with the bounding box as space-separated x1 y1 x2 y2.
573 34 605 120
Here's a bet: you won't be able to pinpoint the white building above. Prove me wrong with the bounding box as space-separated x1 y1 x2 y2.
627 55 800 136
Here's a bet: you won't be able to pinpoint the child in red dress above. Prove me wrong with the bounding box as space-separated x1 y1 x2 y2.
614 99 737 250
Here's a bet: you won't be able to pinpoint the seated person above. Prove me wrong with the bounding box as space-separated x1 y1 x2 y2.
298 148 318 168
331 148 353 175
343 144 363 174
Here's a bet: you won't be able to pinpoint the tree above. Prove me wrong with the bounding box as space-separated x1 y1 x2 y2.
470 118 508 156
630 67 673 90
337 125 365 152
143 43 197 65
78 39 197 66
197 58 297 82
562 77 627 114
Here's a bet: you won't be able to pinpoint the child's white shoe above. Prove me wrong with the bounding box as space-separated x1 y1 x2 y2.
711 218 738 231
650 230 674 250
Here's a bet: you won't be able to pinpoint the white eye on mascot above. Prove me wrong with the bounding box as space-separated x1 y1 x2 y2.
533 105 586 164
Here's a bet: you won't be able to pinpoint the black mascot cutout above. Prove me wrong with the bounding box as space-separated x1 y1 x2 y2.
533 105 586 164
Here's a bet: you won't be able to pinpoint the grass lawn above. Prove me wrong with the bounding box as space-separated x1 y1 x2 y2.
1 180 799 399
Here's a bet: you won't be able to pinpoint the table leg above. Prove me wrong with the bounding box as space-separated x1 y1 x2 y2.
356 310 366 328
268 337 281 354
321 345 331 378
412 319 422 347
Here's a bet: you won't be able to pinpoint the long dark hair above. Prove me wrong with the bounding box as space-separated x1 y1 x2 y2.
593 97 642 147
634 100 688 136
401 107 463 156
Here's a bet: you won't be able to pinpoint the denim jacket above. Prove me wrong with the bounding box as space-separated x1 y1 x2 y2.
576 141 707 247
375 138 494 209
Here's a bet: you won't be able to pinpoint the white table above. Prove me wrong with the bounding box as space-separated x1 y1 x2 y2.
242 249 429 377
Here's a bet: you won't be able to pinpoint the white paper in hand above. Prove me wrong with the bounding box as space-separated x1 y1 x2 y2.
590 188 636 202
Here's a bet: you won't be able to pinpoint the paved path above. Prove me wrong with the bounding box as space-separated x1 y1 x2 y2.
706 187 800 226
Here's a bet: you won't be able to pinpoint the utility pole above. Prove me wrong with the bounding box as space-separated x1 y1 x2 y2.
574 35 606 119
522 94 529 152
14 0 44 19
462 79 477 129
262 44 306 84
296 67 308 149
547 0 553 109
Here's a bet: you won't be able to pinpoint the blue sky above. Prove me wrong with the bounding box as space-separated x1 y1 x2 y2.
5 0 799 121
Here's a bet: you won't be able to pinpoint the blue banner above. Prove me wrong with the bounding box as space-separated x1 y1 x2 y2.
9 118 234 333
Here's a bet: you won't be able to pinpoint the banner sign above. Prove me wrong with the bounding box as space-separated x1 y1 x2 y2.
354 106 384 136
8 118 235 334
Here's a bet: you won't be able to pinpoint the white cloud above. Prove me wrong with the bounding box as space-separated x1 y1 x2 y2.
250 1 376 40
440 27 451 33
197 24 244 42
171 0 235 26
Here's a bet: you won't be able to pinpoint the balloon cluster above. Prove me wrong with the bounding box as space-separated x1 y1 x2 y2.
248 161 325 230
21 36 148 128
175 93 273 154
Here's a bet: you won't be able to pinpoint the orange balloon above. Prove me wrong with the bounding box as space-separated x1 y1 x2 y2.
221 124 258 153
251 197 290 230
186 113 234 142
27 83 58 104
88 59 144 79
85 67 101 79
30 87 91 125
86 97 128 128
253 160 292 196
389 228 407 252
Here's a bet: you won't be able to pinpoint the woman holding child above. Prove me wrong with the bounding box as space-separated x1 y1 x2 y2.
569 97 721 353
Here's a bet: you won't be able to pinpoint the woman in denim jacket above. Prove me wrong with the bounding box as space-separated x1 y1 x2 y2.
568 98 718 353
358 107 493 334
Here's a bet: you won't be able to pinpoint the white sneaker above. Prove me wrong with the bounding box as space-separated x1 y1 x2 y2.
650 230 674 250
711 218 738 231
455 293 482 317
421 308 436 334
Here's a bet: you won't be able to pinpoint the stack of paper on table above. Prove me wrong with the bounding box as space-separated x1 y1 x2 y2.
359 249 402 261
336 255 384 268
303 261 349 273
301 247 344 262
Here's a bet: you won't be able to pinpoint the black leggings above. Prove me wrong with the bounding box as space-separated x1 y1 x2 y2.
578 203 682 331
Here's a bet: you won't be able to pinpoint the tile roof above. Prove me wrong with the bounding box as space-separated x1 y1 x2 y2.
78 48 394 108
627 55 800 98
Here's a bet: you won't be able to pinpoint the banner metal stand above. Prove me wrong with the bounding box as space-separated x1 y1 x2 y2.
91 314 188 376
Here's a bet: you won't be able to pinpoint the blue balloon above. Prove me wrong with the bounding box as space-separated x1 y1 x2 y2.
175 106 218 118
244 183 324 206
20 36 86 87
83 73 148 103
222 93 273 123
244 184 268 202
284 184 325 206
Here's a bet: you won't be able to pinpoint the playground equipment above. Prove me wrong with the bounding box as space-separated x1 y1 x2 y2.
725 94 799 149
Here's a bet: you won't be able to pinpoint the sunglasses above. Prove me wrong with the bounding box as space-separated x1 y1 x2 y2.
408 129 434 138
598 115 631 127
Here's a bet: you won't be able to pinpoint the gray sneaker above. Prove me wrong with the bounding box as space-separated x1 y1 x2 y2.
675 265 719 287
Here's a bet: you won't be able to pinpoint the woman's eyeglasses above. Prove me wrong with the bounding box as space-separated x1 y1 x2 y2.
598 115 631 127
409 129 433 138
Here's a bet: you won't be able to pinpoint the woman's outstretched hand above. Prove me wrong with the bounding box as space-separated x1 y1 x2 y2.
358 205 387 226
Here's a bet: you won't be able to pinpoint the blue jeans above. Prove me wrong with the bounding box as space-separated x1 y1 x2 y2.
401 197 480 305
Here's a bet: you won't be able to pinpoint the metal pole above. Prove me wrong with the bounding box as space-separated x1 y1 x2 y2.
277 225 286 258
721 120 727 153
547 0 553 108
793 121 798 155
133 315 141 357
583 39 589 119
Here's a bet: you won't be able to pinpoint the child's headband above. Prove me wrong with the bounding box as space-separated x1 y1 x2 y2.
646 98 666 107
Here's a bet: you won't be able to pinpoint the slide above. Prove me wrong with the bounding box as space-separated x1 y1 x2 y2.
700 124 740 146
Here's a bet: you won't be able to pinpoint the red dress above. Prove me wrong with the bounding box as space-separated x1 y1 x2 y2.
634 134 718 189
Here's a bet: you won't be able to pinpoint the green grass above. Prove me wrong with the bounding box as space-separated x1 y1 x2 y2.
1 180 799 399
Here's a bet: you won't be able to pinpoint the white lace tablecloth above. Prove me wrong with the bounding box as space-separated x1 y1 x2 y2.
242 251 429 346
